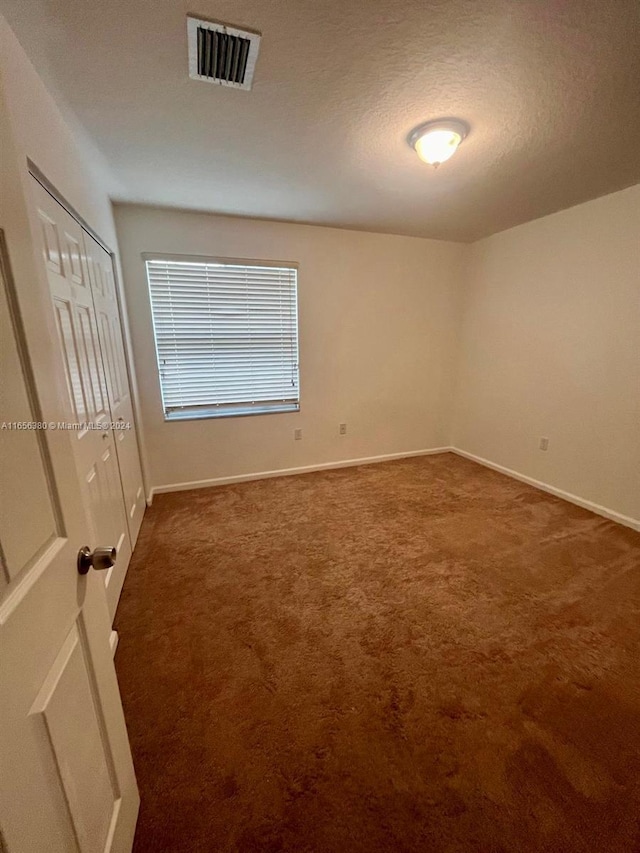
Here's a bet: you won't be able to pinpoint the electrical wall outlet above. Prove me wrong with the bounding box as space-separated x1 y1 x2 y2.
294 428 302 441
539 437 549 451
339 423 347 435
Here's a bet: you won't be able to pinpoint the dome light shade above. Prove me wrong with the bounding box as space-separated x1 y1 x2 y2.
408 119 469 167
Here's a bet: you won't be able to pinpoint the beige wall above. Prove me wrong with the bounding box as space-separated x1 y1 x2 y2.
0 17 118 247
452 185 640 523
0 16 149 490
0 16 119 448
114 204 466 489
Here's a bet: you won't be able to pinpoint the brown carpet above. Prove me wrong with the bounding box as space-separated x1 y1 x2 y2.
114 453 640 853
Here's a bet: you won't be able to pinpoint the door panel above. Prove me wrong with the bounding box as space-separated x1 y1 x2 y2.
2 565 139 853
38 208 64 275
0 228 139 853
31 181 132 619
84 232 145 544
0 253 57 584
30 623 120 853
54 296 88 422
76 302 109 421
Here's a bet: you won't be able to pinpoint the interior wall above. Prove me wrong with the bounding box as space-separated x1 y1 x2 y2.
0 15 150 492
0 20 114 585
451 184 640 523
0 17 118 246
114 204 467 490
0 16 116 459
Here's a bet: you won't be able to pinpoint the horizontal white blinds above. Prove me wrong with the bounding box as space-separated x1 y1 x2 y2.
146 259 299 418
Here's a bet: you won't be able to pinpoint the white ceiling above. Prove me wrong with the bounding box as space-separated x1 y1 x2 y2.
2 0 640 241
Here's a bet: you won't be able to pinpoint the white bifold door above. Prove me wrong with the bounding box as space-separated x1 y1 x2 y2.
0 227 139 851
30 178 145 620
84 231 145 546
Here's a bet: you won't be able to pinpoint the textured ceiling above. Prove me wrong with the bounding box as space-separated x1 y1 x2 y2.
2 0 640 241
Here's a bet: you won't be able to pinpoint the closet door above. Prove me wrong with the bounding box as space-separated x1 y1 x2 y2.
0 227 139 853
31 178 132 620
83 232 145 545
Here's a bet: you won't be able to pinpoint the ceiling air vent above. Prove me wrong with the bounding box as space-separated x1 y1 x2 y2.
187 17 261 90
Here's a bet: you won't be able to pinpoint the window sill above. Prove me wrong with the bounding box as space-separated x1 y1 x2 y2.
164 403 300 422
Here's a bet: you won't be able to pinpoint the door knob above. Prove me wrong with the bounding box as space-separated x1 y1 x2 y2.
77 545 117 575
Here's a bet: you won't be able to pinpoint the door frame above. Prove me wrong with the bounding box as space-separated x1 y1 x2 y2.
27 158 151 504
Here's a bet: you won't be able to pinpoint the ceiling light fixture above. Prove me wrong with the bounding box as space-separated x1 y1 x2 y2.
407 119 469 167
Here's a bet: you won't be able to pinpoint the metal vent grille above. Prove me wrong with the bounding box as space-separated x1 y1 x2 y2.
187 17 261 90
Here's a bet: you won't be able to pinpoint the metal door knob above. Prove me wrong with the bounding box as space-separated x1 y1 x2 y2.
77 545 117 575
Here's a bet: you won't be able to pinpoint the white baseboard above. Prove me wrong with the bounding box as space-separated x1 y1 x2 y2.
149 446 452 498
450 447 640 532
109 629 119 658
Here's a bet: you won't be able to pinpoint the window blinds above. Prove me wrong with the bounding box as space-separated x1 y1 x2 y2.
145 259 299 419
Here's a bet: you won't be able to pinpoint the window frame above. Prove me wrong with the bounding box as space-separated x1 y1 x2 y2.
143 253 301 422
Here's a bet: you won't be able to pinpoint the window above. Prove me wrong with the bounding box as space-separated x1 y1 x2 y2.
145 257 299 420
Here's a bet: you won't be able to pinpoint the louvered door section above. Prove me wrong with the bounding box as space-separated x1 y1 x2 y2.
146 257 299 420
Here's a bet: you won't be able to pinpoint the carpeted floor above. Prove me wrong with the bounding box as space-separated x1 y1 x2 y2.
114 453 640 853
